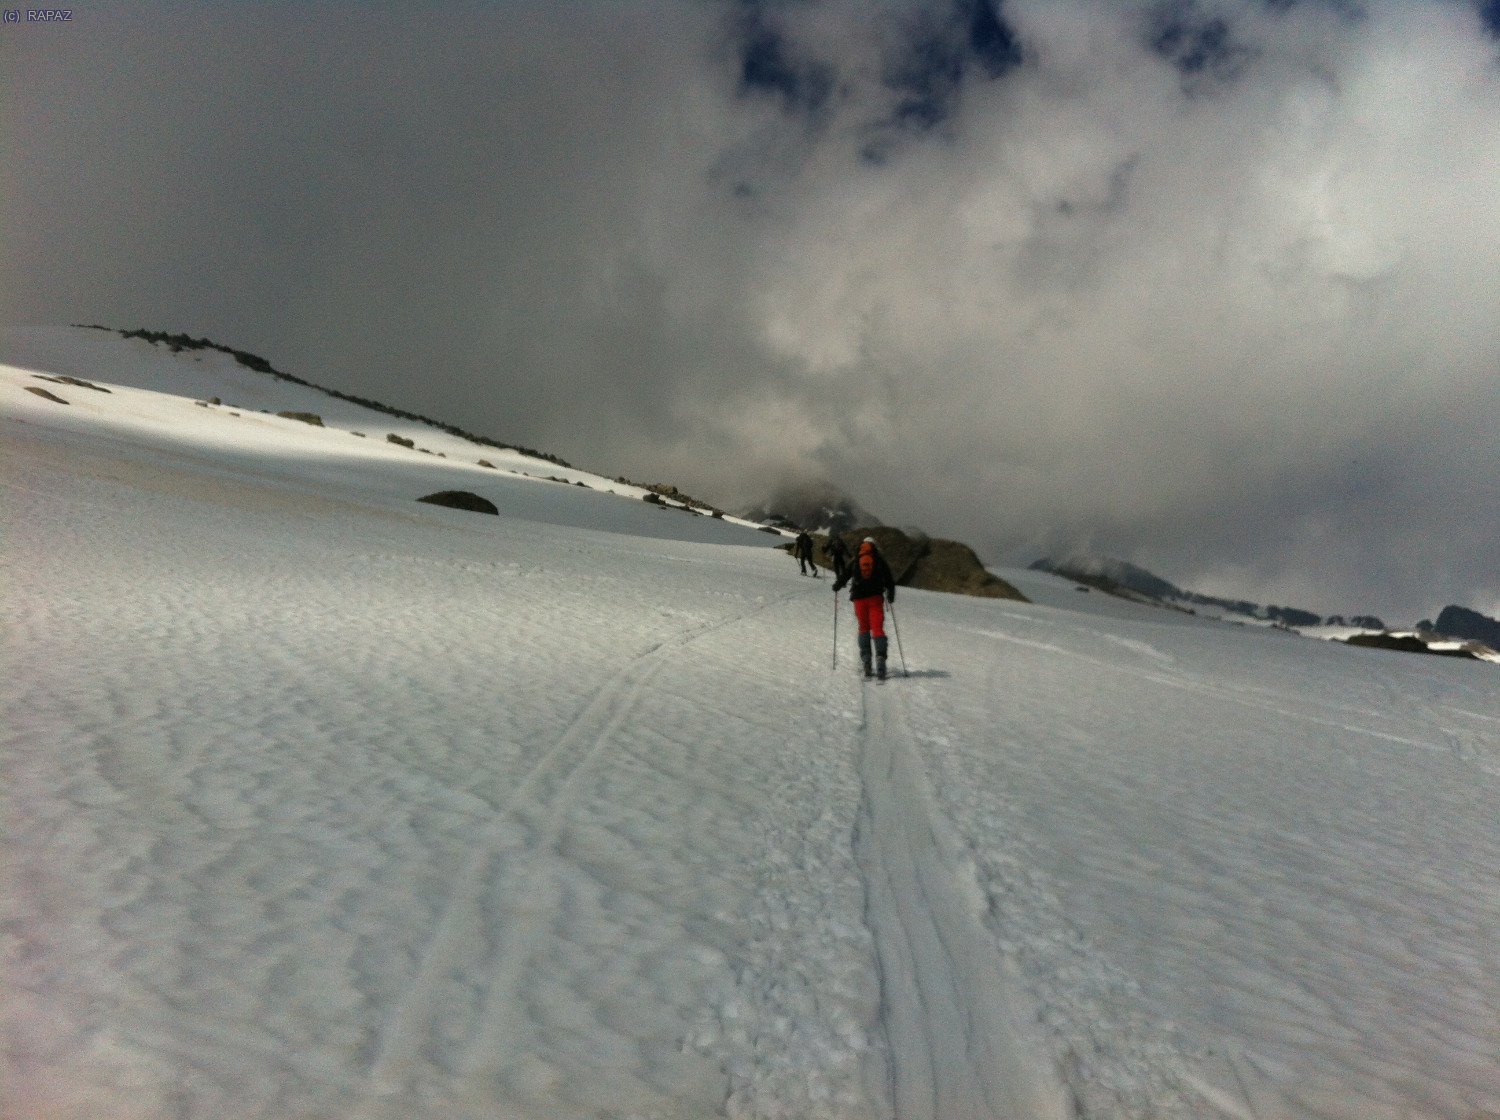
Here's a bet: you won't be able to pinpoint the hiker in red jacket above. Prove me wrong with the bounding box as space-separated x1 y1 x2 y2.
833 537 896 679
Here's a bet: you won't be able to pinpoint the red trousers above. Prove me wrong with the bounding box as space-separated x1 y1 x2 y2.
853 595 885 638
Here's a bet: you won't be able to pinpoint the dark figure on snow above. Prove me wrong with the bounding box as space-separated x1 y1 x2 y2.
793 531 819 577
826 533 851 582
833 537 896 679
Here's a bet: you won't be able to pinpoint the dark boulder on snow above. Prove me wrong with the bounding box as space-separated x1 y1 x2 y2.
417 491 499 515
277 411 324 426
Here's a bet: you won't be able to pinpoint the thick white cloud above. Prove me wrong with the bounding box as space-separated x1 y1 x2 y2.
2 0 1497 620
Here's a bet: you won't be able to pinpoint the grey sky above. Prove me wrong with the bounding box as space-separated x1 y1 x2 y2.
3 1 1498 622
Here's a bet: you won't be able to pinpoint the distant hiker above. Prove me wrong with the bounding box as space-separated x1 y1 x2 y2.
833 537 896 679
793 531 819 577
826 533 851 582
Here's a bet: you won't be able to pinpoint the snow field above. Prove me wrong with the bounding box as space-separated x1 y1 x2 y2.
895 596 1500 1118
5 330 1500 1119
2 413 888 1118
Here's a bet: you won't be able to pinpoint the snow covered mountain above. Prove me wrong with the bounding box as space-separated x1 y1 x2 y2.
5 327 1500 1119
741 479 883 535
1030 552 1386 630
1030 553 1500 662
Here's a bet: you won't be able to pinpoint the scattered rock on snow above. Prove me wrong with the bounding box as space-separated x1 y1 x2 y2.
34 373 111 393
278 411 324 426
24 386 70 405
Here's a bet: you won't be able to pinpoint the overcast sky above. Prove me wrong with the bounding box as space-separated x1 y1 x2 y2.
4 0 1498 622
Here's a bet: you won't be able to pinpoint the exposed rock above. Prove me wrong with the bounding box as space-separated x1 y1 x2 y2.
477 459 496 468
35 373 110 393
916 538 1026 598
277 411 324 426
23 386 69 405
387 433 415 448
831 527 1027 601
640 482 717 513
1430 605 1500 649
1264 605 1321 628
417 491 499 515
1344 633 1479 660
83 324 576 467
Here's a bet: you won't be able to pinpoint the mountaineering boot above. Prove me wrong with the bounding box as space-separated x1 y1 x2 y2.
875 635 888 680
858 632 873 678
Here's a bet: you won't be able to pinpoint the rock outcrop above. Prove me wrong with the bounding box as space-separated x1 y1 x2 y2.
1426 605 1500 649
830 527 1027 601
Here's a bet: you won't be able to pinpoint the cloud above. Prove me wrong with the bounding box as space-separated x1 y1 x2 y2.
3 0 1498 620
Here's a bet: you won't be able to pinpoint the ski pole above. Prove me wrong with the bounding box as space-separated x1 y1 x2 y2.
834 590 846 671
889 600 908 676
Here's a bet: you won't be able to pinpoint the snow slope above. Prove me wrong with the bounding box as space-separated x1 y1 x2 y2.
4 331 1499 1119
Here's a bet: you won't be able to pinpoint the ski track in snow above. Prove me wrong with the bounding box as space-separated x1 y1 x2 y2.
359 587 807 1114
850 675 1071 1120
